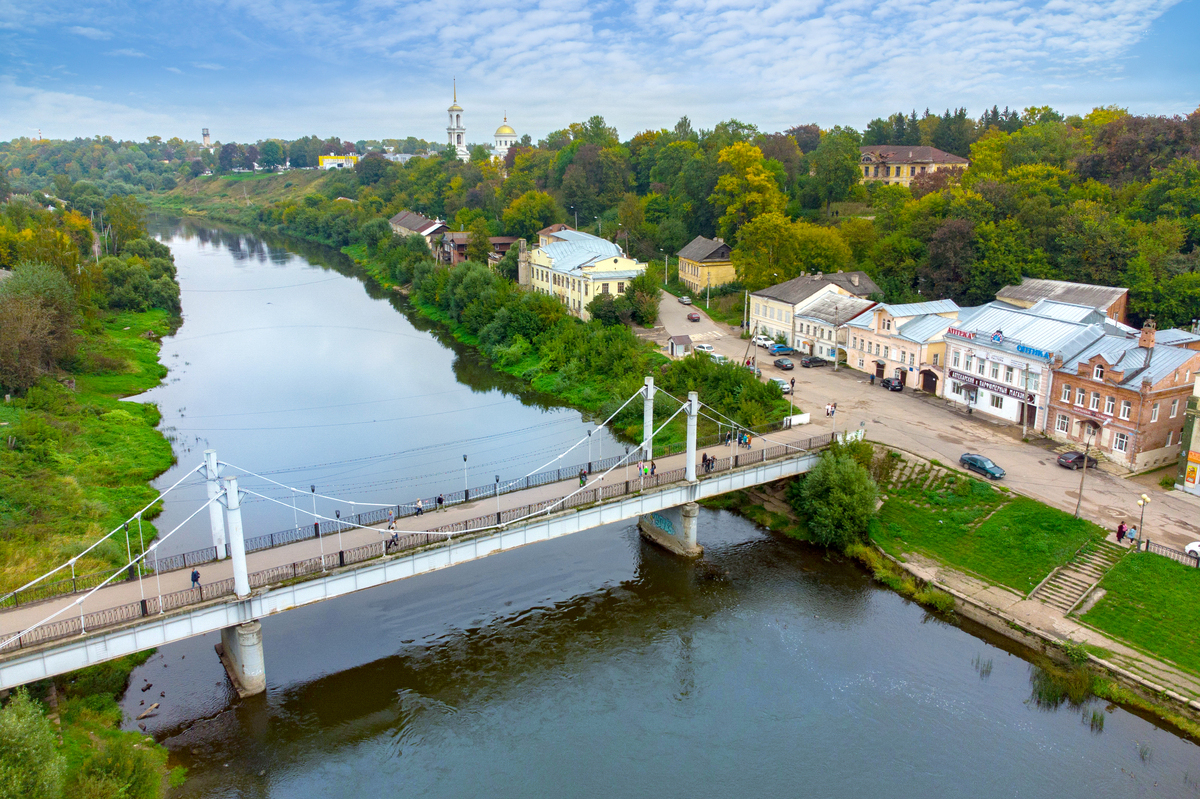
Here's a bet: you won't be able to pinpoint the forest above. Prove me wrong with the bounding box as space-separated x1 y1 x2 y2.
3 103 1199 326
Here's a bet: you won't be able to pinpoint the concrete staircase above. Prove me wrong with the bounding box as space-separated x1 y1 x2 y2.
1029 540 1126 613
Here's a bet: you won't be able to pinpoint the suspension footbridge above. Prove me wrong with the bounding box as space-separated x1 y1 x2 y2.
0 379 848 694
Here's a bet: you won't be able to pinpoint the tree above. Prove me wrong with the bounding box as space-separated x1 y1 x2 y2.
466 216 493 263
732 211 803 289
355 152 389 185
789 451 878 549
502 191 563 240
921 219 976 299
709 142 786 240
0 688 66 799
217 142 238 172
258 140 285 171
807 131 861 214
103 194 146 252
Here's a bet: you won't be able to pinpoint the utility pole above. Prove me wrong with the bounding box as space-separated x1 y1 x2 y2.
833 304 841 372
1073 422 1097 518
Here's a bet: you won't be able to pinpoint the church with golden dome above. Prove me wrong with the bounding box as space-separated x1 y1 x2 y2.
494 116 517 159
445 82 517 162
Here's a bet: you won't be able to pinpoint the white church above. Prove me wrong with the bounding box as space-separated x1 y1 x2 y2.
446 83 518 162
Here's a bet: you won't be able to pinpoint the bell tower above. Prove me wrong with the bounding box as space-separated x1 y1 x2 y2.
446 79 468 162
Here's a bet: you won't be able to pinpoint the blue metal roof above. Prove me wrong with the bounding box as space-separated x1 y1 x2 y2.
881 299 959 317
895 314 955 344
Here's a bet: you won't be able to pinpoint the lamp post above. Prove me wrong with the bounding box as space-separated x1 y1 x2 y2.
833 303 841 372
463 454 469 499
1073 421 1098 518
495 475 501 517
334 508 343 552
571 206 577 228
1137 494 1150 545
595 216 601 236
311 485 325 568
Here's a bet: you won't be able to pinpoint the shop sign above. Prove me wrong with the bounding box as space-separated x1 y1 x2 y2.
991 330 1004 344
1017 343 1050 360
948 327 975 340
947 369 1035 402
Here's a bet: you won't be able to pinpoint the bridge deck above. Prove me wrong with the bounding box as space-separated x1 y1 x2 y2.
0 425 834 658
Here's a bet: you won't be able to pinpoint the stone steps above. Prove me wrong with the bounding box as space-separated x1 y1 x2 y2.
1030 540 1127 613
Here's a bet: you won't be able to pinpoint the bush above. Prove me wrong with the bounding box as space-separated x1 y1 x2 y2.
68 736 162 799
790 451 878 548
0 261 79 392
0 688 66 799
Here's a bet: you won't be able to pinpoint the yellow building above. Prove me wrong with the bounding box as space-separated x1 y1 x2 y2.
676 236 735 294
318 154 360 170
522 227 646 321
859 146 968 188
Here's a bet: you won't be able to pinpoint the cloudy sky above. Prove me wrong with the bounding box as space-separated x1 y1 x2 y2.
1 0 1197 145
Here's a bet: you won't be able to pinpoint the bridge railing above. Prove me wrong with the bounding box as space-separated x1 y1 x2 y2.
1 428 830 617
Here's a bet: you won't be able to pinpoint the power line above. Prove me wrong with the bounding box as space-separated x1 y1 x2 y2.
181 276 343 292
170 397 523 432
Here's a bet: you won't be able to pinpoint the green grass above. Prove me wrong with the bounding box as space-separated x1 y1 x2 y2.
1082 553 1200 676
874 475 1104 593
0 310 177 592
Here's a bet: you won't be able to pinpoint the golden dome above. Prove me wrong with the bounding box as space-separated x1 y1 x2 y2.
495 123 516 136
448 103 463 112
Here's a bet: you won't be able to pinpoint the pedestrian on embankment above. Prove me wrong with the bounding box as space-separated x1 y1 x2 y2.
437 494 445 512
650 461 656 475
1116 521 1127 542
191 569 201 589
415 499 423 516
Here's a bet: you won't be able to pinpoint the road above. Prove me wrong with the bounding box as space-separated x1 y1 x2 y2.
657 291 1200 552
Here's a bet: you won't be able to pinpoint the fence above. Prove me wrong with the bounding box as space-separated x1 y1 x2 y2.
0 426 829 618
1141 539 1200 567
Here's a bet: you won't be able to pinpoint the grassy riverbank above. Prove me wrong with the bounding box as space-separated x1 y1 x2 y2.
0 308 177 593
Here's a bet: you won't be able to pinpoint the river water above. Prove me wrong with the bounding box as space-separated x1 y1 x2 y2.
124 221 1199 798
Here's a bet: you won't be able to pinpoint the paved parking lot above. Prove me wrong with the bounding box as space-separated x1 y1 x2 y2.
656 291 1200 551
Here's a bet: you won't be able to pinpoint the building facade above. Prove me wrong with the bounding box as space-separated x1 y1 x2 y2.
522 228 646 321
793 293 875 361
388 210 448 252
858 146 968 187
676 236 735 294
846 300 962 392
1048 321 1200 471
749 271 881 346
318 155 360 170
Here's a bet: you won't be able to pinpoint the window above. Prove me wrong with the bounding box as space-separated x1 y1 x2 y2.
1093 364 1104 380
858 358 864 369
617 282 624 294
1075 388 1086 406
883 346 890 359
852 336 857 349
977 359 986 376
754 303 760 315
1167 430 1173 446
1151 402 1159 422
1170 399 1179 418
965 356 973 371
910 166 917 176
1113 432 1129 453
863 167 869 177
1090 392 1100 411
952 351 959 368
1105 396 1114 415
1056 414 1070 433
990 362 999 380
1004 366 1014 383
933 353 940 366
920 166 927 174
602 283 609 294
1061 384 1071 402
584 283 589 295
990 394 1003 409
875 343 880 355
1029 373 1040 393
952 382 964 396
1120 400 1132 420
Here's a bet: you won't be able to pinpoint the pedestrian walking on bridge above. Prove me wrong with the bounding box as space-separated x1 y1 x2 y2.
191 569 201 590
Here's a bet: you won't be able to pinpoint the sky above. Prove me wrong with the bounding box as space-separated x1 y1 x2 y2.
1 0 1198 145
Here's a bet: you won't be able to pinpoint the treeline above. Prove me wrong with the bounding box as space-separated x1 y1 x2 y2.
0 192 179 393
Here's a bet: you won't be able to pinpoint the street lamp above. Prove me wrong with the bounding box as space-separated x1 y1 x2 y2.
595 216 601 235
833 303 840 372
463 454 469 499
570 206 578 228
495 475 501 516
334 508 343 552
1073 421 1098 518
1137 494 1150 545
311 485 325 568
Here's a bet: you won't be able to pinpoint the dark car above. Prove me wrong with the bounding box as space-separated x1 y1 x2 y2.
959 453 1005 480
773 357 794 370
800 356 829 368
687 312 701 322
1057 451 1098 470
879 377 904 391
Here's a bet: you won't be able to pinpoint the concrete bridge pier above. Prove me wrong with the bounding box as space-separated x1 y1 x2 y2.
639 392 703 557
217 621 266 697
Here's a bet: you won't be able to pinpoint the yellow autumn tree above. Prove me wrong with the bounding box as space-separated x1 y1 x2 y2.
709 142 786 240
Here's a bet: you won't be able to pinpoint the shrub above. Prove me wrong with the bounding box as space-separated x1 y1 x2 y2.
68 736 162 799
0 688 66 799
791 451 878 548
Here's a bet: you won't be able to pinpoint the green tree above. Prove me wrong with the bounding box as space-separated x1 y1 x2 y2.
0 688 66 799
258 140 285 171
790 451 878 549
709 142 786 240
502 191 564 240
806 131 862 214
466 216 493 263
104 194 146 252
732 211 802 289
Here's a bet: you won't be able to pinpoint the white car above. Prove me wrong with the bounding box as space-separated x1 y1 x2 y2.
1185 542 1200 559
694 343 714 353
710 353 728 364
769 377 792 394
753 335 773 348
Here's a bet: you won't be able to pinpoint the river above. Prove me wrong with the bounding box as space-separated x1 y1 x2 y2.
124 220 1199 798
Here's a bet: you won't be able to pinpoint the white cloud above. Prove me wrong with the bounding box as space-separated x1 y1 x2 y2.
193 62 223 70
165 66 182 73
68 26 111 40
105 48 148 57
0 77 186 141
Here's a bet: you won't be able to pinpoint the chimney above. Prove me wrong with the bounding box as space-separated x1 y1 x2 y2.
850 274 860 287
1138 318 1156 349
714 237 724 244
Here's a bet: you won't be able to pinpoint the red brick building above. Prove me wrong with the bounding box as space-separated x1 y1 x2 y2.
1047 321 1200 471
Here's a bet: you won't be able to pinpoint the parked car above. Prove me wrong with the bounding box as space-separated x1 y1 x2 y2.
959 453 1005 480
800 356 829 368
773 357 794 370
753 334 773 348
879 377 904 391
741 363 762 377
710 354 728 365
1056 451 1098 470
1185 542 1200 559
693 343 714 353
678 295 692 305
687 312 701 322
769 377 792 394
767 343 794 356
